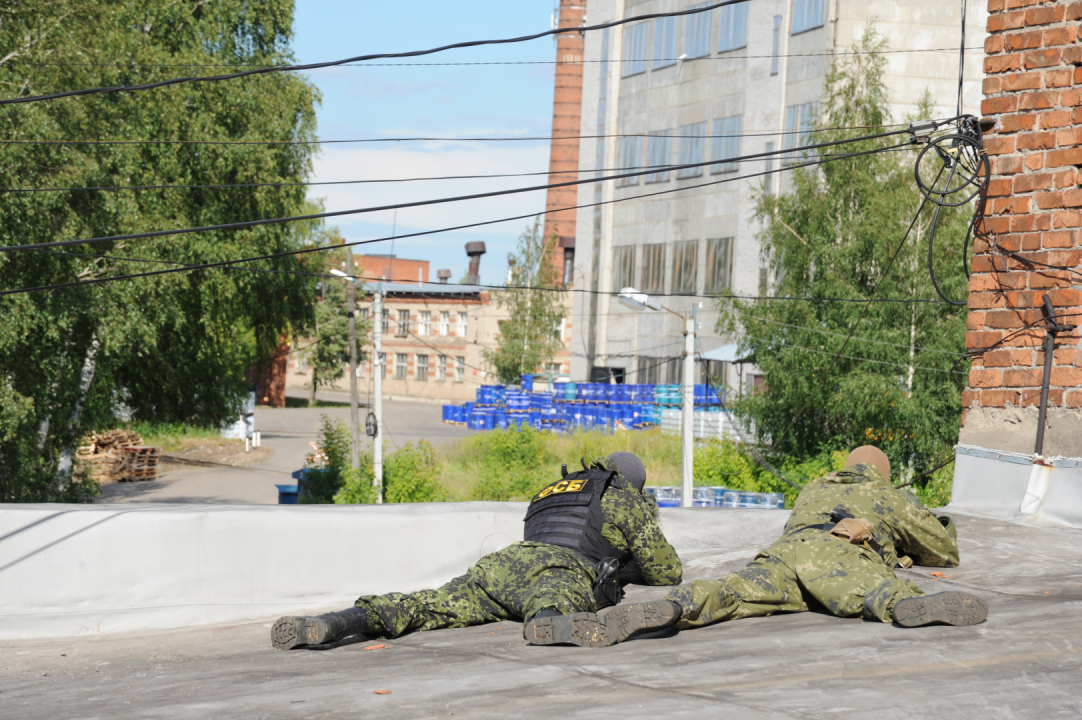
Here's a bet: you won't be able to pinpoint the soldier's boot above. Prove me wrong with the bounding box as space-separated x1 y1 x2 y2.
524 608 609 648
891 592 988 628
271 607 369 650
602 599 681 644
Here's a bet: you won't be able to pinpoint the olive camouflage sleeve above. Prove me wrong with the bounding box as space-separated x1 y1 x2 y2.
602 487 683 586
889 486 959 567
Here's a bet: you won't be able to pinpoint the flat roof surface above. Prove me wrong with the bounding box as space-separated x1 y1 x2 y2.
3 512 1080 719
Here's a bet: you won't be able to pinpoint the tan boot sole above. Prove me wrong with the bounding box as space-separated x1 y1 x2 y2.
893 592 988 627
524 612 610 648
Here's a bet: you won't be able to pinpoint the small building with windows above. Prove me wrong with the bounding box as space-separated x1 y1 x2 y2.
571 0 987 392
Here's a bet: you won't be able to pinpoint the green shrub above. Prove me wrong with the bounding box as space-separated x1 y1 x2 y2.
384 441 443 503
333 464 379 504
301 415 352 503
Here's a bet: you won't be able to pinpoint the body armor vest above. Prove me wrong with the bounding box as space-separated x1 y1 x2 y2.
522 464 622 566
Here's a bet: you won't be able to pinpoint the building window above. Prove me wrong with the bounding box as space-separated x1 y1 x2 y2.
771 16 781 75
458 312 468 337
416 354 429 381
546 362 562 376
677 122 706 179
359 308 369 322
705 238 734 294
563 247 575 285
645 131 672 183
637 356 660 384
764 141 776 195
684 3 712 59
717 1 748 52
418 311 431 336
621 22 648 76
641 243 666 293
783 102 818 164
710 115 741 174
616 136 641 186
613 245 637 292
792 0 826 34
380 309 389 336
666 357 684 385
759 267 770 295
439 311 450 336
455 356 465 383
395 353 407 379
396 309 410 337
378 352 386 378
437 355 447 381
671 240 699 295
652 16 677 69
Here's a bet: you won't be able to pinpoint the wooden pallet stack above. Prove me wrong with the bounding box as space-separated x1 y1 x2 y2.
75 430 162 483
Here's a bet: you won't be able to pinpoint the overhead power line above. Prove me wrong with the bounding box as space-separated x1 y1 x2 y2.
0 0 748 106
0 123 906 146
0 124 920 254
2 138 921 297
12 47 989 69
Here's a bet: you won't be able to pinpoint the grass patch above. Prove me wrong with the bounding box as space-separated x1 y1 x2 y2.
284 396 353 408
125 421 227 452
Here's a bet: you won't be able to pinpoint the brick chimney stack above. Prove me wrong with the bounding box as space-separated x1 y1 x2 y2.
542 0 586 285
963 0 1082 455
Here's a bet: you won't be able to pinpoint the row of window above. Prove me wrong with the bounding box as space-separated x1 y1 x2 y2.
613 237 734 295
369 309 469 338
369 353 466 382
616 100 818 185
622 0 825 77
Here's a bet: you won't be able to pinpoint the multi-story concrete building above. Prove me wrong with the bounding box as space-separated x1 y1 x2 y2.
571 0 988 390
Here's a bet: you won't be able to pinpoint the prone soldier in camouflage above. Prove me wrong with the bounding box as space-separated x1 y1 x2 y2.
270 452 682 650
568 446 988 647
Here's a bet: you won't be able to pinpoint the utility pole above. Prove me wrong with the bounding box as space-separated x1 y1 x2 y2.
681 311 695 507
372 286 384 503
346 248 360 471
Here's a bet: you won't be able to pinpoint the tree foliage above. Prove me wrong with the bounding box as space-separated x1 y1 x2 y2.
0 0 323 501
482 217 567 384
720 27 973 484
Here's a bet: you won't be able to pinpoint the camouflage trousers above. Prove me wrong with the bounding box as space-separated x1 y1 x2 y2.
666 531 925 629
355 542 596 639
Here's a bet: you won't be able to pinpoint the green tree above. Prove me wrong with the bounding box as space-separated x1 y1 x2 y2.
719 27 973 486
0 0 322 501
482 217 568 384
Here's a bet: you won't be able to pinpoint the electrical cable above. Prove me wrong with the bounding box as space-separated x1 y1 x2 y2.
2 123 908 146
13 47 989 69
958 0 968 118
0 127 919 254
0 0 750 106
0 141 930 298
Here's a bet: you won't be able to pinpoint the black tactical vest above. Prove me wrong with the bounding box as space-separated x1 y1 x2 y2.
522 464 621 565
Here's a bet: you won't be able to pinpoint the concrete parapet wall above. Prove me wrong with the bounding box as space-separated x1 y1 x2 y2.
0 502 789 641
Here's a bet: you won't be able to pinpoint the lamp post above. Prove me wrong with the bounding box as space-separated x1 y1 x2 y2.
617 287 694 508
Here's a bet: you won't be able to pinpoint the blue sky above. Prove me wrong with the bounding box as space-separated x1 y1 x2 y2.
292 1 559 283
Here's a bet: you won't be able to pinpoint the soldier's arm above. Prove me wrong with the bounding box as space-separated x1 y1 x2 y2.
607 489 683 585
890 489 959 567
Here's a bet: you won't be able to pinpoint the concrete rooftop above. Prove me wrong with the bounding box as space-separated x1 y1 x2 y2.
3 511 1080 719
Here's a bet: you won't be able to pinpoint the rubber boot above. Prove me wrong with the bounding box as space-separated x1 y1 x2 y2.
524 608 609 648
892 592 988 627
271 606 369 650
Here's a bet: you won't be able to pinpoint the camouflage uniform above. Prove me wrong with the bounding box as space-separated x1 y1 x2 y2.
356 470 683 639
667 462 958 628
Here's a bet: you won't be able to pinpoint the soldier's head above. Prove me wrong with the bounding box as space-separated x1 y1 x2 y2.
607 451 647 492
845 445 890 482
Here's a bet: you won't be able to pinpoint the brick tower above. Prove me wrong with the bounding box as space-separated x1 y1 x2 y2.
543 0 586 285
963 0 1082 455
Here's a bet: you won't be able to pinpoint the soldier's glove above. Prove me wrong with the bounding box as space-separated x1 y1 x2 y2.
829 517 876 544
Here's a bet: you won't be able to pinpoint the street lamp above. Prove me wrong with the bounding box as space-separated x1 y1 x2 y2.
618 287 695 508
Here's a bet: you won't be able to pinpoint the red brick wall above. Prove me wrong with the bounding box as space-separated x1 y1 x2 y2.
353 255 429 285
963 0 1082 452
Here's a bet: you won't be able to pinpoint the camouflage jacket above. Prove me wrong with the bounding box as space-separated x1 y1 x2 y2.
593 458 683 586
782 462 958 568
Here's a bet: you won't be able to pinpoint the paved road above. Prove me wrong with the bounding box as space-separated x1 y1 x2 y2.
4 512 1081 718
97 391 477 505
